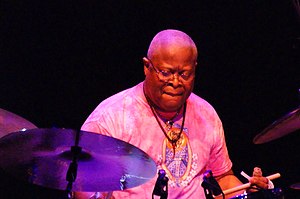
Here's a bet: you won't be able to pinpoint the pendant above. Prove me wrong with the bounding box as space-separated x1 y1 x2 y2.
166 126 186 151
165 120 174 130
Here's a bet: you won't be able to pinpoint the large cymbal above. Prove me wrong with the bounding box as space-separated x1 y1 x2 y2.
253 107 300 144
0 108 37 138
0 128 156 192
290 182 300 190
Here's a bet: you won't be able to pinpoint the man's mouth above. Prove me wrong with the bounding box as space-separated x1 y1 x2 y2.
164 92 183 97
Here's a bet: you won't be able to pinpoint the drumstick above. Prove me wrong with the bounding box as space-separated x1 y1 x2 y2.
240 171 251 180
220 173 281 196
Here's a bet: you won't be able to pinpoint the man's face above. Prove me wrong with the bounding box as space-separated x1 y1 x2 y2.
143 45 197 112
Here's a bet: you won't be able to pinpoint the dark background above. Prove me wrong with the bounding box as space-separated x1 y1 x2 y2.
1 1 299 198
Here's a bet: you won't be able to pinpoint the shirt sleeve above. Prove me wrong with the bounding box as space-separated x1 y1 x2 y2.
206 118 233 177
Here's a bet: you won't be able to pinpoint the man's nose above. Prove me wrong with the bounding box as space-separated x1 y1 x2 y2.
170 73 180 87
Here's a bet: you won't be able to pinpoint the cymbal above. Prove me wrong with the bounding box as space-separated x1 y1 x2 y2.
0 108 37 138
290 182 300 190
253 107 300 144
0 128 156 192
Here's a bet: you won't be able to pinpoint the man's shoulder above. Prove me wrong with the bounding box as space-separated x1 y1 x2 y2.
82 82 144 129
188 93 215 110
101 82 142 105
91 82 143 113
187 93 220 121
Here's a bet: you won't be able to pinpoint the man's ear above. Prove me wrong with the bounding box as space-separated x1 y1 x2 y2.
143 57 150 68
143 57 151 76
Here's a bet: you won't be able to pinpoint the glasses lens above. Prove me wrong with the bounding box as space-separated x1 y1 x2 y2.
158 71 172 82
149 58 194 82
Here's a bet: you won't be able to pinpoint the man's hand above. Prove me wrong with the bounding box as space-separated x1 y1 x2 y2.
249 176 269 189
248 167 273 191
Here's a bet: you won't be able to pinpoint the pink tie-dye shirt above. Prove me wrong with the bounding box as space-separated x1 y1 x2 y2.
81 82 232 199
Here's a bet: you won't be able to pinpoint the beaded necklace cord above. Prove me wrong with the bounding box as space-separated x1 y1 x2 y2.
144 92 187 155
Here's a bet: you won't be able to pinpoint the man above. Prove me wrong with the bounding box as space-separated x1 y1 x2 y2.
76 29 269 198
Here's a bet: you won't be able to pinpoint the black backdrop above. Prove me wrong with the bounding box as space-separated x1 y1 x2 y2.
1 1 299 198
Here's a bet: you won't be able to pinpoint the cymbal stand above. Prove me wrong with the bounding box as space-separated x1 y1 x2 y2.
66 130 82 199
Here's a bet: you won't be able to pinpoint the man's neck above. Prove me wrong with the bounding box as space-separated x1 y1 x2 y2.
154 106 183 121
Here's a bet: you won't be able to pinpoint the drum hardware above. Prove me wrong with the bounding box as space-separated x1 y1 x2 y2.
65 130 82 198
229 188 284 199
0 128 156 197
253 107 300 144
202 170 224 199
152 169 169 199
0 108 37 138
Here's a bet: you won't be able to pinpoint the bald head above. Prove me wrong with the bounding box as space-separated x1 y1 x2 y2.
143 29 198 112
147 29 198 62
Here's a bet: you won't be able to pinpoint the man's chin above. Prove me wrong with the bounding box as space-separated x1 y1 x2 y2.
156 95 186 111
161 102 184 112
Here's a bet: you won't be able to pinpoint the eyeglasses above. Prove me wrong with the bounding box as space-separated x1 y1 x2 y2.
147 58 195 82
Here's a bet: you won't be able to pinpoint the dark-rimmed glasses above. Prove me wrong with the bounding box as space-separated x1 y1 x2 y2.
147 58 195 82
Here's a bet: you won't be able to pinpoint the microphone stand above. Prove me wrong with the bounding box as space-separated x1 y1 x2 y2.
152 169 169 199
201 170 225 199
201 180 215 199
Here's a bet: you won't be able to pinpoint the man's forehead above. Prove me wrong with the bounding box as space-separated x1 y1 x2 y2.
148 30 197 58
152 32 190 47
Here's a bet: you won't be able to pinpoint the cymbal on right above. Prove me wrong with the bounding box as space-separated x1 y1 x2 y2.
253 107 300 144
290 182 300 190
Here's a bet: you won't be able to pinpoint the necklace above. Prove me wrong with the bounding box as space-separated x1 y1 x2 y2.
156 108 179 128
144 92 187 156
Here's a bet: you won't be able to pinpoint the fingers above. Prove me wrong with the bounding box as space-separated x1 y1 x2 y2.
249 167 270 189
249 176 269 189
252 167 262 177
242 167 277 191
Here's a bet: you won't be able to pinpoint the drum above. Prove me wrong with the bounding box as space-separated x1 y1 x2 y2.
230 188 284 199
